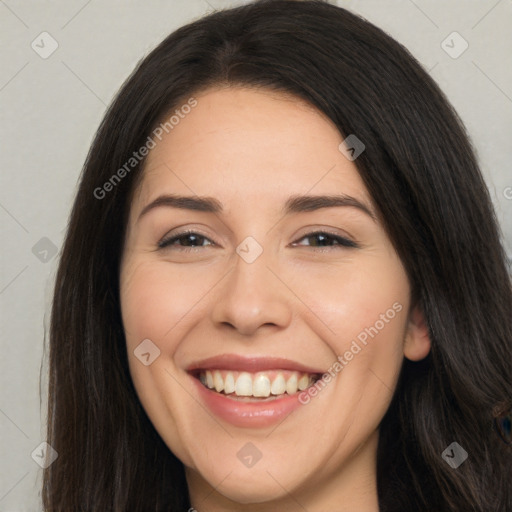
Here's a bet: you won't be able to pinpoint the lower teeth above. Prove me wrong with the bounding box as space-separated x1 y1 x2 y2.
204 384 290 400
226 394 282 401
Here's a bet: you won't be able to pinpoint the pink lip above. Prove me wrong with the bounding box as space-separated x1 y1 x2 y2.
189 374 307 428
185 354 324 428
186 354 324 374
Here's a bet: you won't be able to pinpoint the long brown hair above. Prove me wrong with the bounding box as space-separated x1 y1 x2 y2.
42 1 512 510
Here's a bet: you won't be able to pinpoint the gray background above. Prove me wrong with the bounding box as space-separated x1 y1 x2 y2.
1 1 511 510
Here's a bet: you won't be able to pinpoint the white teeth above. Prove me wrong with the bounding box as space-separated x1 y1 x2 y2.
235 372 253 396
206 371 214 389
298 374 310 391
213 370 224 393
271 374 286 395
224 372 235 394
286 373 298 394
198 370 316 398
253 375 271 397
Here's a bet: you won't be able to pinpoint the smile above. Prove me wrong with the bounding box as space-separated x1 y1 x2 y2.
186 354 325 427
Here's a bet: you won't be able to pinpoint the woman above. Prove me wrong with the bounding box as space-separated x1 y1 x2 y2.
42 0 512 510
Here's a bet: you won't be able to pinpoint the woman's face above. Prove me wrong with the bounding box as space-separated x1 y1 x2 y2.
120 86 430 509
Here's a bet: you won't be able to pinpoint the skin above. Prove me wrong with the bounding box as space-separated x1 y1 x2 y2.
119 86 431 512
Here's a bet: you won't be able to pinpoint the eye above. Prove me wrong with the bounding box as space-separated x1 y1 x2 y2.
158 231 214 250
291 231 358 249
157 230 358 251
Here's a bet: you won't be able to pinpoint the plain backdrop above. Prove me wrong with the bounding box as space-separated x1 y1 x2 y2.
1 1 511 510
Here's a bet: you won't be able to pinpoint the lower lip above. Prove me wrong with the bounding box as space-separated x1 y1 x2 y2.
190 374 305 428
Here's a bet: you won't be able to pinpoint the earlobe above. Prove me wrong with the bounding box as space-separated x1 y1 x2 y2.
403 304 431 361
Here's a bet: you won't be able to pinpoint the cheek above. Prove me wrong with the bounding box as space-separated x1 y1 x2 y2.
119 260 187 401
119 259 200 464
289 254 409 418
283 253 409 352
120 260 203 345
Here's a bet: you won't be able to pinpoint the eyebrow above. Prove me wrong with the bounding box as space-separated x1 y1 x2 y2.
137 193 377 222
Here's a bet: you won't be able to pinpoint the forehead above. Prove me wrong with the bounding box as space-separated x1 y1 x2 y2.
132 86 372 213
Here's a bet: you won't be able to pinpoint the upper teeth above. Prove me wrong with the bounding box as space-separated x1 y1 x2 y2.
199 370 316 398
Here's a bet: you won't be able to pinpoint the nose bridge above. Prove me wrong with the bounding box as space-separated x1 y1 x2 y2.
210 235 292 335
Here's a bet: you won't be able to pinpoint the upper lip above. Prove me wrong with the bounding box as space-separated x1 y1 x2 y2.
186 354 324 375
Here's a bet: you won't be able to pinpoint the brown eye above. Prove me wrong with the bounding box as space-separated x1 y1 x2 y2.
292 231 358 249
158 231 214 250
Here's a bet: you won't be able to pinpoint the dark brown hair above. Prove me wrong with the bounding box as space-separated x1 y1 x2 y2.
42 1 512 510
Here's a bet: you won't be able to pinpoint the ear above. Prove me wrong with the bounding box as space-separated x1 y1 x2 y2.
403 303 431 361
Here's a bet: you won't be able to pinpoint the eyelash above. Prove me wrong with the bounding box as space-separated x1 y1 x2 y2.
157 230 358 251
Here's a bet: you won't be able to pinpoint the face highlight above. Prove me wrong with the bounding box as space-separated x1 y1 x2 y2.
119 86 430 511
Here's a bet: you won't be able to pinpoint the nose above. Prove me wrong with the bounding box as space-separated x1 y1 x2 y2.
210 247 293 337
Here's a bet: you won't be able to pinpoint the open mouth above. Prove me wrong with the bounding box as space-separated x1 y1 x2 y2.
191 369 322 401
